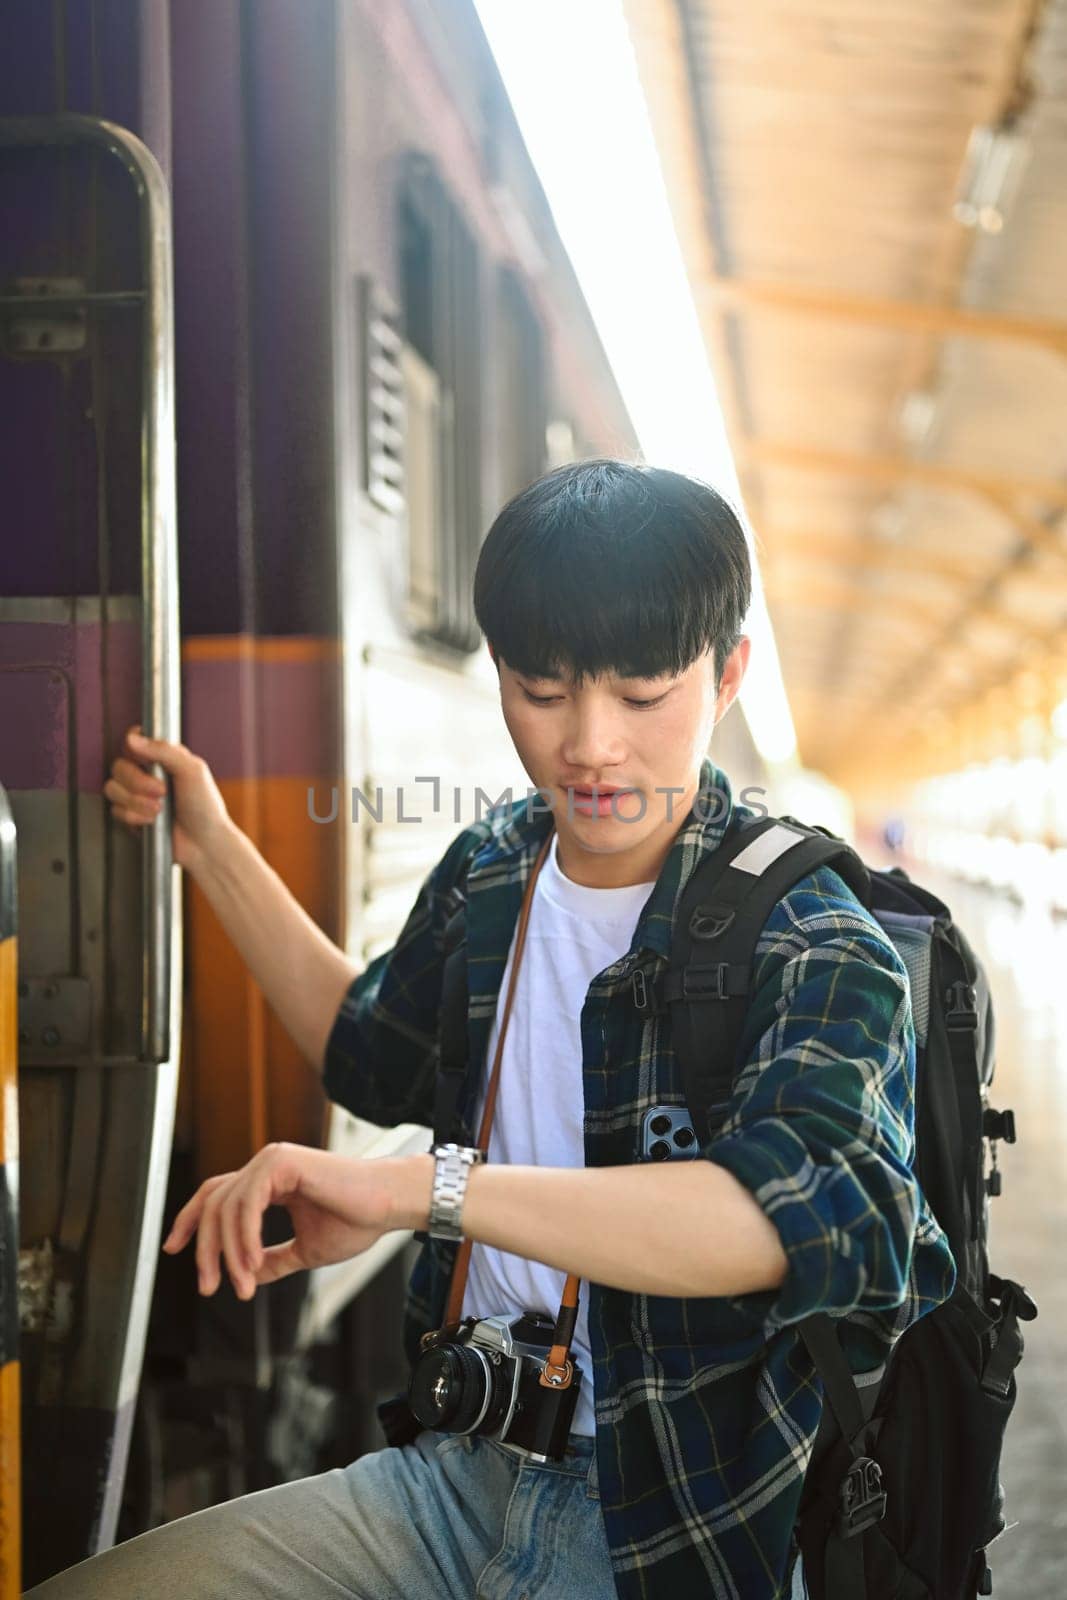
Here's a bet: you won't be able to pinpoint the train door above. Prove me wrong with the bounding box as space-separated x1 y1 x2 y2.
0 114 182 1586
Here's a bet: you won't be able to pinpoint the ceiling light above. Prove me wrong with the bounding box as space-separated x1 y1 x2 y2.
953 123 1030 234
898 389 936 448
871 500 906 543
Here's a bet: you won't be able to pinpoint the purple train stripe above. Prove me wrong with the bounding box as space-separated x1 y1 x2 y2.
0 622 339 789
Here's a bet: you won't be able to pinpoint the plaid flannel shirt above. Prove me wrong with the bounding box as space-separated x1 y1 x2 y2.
324 757 957 1600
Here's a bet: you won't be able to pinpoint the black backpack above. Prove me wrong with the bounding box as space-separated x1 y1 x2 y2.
433 810 1038 1600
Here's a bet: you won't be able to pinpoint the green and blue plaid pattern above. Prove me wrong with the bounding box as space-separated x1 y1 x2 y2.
324 758 957 1599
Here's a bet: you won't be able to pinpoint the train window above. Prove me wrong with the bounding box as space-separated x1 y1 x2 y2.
399 191 435 369
400 340 448 633
496 267 547 503
392 151 482 653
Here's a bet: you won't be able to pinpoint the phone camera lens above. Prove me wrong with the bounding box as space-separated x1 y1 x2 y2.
650 1140 672 1161
650 1114 672 1136
674 1126 695 1149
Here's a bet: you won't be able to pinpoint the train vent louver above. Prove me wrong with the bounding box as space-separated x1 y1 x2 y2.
358 275 406 517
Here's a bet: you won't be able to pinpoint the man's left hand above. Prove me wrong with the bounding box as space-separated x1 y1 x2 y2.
161 1143 431 1299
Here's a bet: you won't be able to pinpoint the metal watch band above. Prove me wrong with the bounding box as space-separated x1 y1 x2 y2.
428 1143 485 1241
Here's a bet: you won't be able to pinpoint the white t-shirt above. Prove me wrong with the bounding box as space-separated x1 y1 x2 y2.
461 830 657 1435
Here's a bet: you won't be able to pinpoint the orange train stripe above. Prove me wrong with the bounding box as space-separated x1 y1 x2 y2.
181 635 342 665
0 1361 20 1600
182 778 340 1184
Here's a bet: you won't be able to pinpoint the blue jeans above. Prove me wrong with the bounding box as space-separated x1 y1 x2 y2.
24 1428 809 1598
24 1430 617 1599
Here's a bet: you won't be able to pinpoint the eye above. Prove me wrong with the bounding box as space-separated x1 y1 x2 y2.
521 688 563 707
625 692 669 710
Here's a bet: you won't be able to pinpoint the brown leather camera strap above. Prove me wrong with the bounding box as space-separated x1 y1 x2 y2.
442 826 581 1390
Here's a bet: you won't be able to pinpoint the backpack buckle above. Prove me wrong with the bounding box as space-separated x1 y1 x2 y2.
982 1106 1016 1144
689 904 736 941
945 980 979 1030
835 1456 887 1538
682 963 730 1001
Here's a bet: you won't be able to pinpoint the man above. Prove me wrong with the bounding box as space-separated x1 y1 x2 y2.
32 460 955 1599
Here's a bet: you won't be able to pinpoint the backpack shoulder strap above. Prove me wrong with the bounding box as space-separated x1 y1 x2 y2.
668 814 869 1142
668 818 892 1598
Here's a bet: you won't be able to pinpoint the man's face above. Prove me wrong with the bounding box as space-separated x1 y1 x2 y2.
493 638 750 885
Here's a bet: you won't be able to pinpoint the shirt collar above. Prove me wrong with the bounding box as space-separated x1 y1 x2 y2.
471 756 738 962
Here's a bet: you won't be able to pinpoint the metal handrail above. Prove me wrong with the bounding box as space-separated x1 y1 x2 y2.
0 785 14 952
0 114 180 1062
0 782 20 1599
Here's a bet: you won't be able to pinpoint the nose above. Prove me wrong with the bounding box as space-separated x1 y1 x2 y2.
560 695 626 775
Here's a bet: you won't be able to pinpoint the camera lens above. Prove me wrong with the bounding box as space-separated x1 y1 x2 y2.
674 1126 695 1148
409 1341 511 1435
649 1139 672 1161
650 1114 672 1136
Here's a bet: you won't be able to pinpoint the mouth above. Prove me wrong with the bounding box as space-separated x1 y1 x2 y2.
563 782 634 795
562 783 640 816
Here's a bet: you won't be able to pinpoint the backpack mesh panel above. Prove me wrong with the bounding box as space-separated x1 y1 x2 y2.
875 918 932 1048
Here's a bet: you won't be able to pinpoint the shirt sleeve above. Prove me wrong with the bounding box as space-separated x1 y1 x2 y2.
701 869 956 1329
322 824 488 1129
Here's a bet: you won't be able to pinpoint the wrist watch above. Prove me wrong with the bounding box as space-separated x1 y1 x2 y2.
428 1143 486 1241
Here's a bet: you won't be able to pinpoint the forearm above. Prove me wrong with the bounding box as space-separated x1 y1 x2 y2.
391 1155 789 1299
189 820 359 1072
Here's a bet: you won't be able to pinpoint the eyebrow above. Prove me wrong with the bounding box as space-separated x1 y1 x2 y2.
517 669 676 689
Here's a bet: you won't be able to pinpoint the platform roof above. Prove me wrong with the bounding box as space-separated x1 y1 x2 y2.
624 0 1067 791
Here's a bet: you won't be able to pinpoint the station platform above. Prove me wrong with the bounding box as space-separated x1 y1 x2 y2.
909 863 1066 1595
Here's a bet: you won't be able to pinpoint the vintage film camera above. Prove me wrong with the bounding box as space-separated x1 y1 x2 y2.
408 1310 583 1462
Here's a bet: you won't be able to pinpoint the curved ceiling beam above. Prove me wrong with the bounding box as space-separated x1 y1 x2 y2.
697 276 1067 359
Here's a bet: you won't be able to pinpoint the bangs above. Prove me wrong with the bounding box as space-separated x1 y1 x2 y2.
492 532 717 685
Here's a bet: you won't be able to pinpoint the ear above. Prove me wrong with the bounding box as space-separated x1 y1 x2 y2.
715 636 751 720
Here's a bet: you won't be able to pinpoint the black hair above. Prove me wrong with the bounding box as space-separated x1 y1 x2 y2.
472 458 751 694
